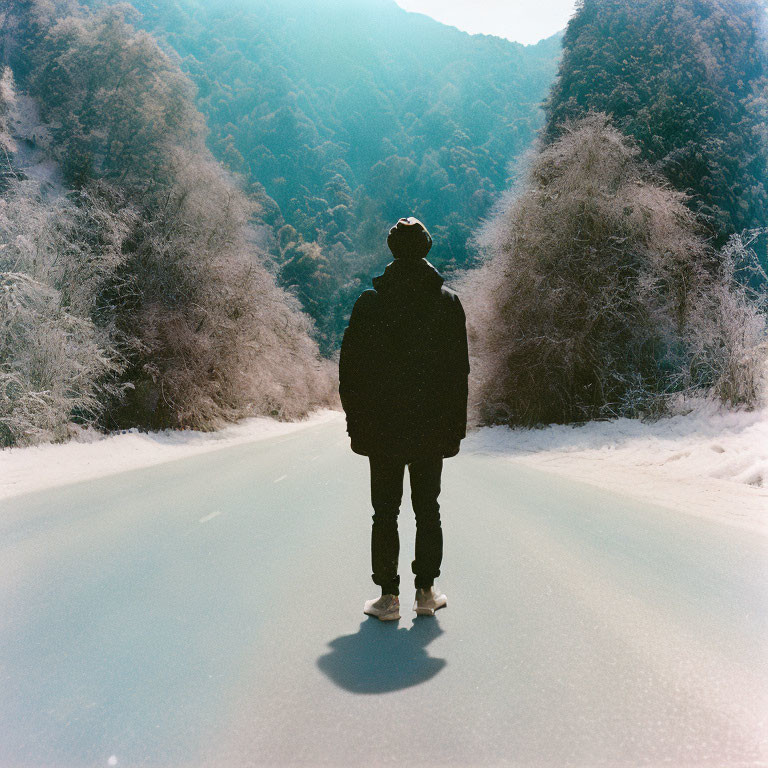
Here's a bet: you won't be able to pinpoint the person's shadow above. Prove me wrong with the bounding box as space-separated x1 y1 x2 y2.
317 616 446 694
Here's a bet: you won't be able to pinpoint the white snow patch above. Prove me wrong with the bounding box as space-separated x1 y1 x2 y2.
0 410 343 501
465 403 768 536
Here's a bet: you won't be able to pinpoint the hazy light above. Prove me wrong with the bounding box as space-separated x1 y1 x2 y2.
393 0 578 45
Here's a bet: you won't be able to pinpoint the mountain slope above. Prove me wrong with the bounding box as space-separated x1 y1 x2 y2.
544 0 768 250
113 0 562 349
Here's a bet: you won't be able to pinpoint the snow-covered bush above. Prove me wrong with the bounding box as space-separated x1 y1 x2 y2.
0 182 127 446
0 275 114 447
685 231 767 407
112 150 336 429
464 113 766 426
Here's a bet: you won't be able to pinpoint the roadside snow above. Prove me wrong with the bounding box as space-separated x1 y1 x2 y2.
3 404 765 534
465 404 768 536
0 409 341 502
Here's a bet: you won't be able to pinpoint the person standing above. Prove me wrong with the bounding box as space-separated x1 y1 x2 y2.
339 217 470 621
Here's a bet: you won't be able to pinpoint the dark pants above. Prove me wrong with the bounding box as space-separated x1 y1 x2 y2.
368 454 444 596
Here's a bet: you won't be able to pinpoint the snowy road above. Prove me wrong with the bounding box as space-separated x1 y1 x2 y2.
1 415 767 767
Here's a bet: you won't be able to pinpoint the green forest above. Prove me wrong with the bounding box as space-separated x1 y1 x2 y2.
104 0 563 350
1 0 766 445
545 0 768 249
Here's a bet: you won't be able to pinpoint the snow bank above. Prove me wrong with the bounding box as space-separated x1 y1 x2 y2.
0 409 342 502
465 403 768 536
3 404 764 535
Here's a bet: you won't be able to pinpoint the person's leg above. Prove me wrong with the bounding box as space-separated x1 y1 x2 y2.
408 455 444 590
369 454 406 596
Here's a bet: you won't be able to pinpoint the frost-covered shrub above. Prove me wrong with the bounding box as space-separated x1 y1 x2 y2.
464 113 766 426
0 182 126 446
0 275 116 446
112 151 336 429
685 232 767 407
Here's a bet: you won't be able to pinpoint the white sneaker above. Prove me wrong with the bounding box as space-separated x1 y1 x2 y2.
413 586 447 616
363 594 400 621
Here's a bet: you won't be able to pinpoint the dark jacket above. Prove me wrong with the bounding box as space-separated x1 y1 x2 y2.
339 258 470 460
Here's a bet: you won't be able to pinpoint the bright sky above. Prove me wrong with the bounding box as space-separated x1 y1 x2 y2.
394 0 578 45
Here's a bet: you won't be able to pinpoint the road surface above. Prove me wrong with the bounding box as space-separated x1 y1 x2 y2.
1 415 767 767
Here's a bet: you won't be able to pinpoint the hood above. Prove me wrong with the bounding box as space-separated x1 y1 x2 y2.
371 258 445 296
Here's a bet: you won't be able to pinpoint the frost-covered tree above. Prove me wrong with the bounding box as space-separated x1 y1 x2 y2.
27 5 201 189
0 179 129 446
0 3 335 443
83 0 562 348
110 149 334 429
464 114 766 426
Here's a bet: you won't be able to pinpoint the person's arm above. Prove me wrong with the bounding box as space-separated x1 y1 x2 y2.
451 295 470 440
338 290 376 433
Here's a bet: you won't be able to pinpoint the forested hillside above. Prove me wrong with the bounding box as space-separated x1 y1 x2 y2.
1 0 764 445
0 0 334 446
544 0 768 251
109 0 562 350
